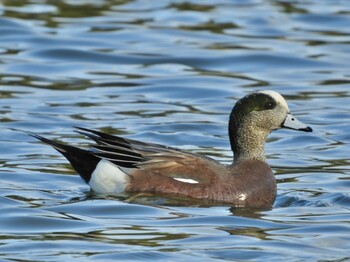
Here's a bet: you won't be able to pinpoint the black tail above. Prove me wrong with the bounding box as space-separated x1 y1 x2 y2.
30 134 100 183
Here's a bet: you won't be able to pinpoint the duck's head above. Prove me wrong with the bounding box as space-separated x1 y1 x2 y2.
229 90 312 161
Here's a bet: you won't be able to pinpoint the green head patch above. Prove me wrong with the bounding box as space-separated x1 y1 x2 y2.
232 93 277 117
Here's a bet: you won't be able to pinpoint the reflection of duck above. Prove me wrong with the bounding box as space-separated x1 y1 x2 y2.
31 90 312 208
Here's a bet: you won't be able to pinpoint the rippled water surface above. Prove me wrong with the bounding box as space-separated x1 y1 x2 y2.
1 0 350 261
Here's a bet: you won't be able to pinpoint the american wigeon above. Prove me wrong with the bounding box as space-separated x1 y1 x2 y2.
31 90 312 208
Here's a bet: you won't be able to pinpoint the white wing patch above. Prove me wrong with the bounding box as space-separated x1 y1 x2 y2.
173 178 199 184
89 159 130 193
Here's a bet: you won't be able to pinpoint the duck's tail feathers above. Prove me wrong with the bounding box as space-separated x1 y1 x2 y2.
29 134 100 183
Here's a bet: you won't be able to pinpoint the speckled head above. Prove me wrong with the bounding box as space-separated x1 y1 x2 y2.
229 90 312 161
229 90 287 132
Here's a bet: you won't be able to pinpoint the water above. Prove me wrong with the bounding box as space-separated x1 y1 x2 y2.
0 0 349 261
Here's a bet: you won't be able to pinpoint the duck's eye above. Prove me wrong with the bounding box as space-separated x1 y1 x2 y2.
264 102 275 110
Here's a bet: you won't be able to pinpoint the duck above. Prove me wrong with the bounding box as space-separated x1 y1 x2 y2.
31 90 312 208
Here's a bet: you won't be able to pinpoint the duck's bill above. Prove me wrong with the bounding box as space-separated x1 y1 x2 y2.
282 113 313 132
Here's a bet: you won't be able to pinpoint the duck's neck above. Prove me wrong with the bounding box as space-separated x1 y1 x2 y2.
230 124 268 163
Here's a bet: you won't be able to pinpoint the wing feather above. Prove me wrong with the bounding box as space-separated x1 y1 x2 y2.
75 127 220 180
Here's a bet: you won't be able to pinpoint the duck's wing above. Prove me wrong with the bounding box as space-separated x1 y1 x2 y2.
75 127 222 182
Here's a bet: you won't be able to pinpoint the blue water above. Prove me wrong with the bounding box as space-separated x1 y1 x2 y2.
1 1 350 261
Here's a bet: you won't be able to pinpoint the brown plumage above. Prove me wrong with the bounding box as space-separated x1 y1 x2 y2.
31 90 312 208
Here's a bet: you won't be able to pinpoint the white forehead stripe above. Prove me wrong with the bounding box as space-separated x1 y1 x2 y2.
258 90 289 111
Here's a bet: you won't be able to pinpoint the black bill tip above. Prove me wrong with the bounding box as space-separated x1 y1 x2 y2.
301 126 313 132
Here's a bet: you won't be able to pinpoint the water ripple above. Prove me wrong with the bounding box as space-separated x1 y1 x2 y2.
0 0 350 261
